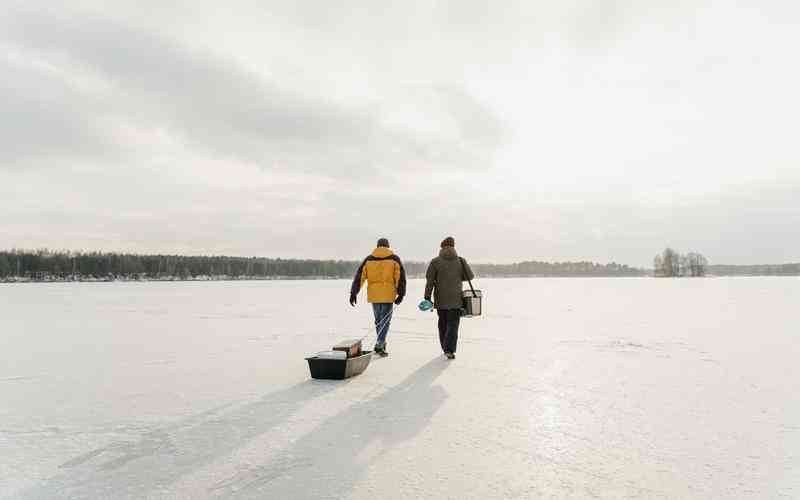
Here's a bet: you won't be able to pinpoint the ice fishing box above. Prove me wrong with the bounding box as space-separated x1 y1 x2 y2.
306 351 373 380
332 339 362 358
461 289 482 317
315 350 347 360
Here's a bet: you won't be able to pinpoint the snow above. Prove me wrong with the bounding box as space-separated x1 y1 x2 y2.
1 278 798 499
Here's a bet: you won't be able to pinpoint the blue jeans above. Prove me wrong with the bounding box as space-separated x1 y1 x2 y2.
372 303 393 347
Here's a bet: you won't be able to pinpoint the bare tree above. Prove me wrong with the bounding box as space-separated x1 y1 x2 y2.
679 254 690 277
697 253 708 276
662 248 679 277
686 252 708 277
653 254 664 276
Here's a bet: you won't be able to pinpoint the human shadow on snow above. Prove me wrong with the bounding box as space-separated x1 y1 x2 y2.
210 356 450 499
22 378 350 499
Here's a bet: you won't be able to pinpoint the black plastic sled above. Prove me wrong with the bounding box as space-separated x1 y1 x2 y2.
306 351 373 380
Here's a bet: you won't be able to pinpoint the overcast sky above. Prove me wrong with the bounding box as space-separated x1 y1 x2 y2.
1 1 798 266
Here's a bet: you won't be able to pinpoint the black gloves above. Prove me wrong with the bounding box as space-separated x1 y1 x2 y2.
394 295 404 305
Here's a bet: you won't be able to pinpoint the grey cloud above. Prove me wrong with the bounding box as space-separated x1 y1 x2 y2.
1 1 797 265
1 5 504 178
427 86 507 149
0 56 115 167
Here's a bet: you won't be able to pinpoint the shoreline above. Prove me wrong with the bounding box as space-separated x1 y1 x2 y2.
2 274 797 284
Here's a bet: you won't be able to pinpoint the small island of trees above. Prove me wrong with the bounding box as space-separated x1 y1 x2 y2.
653 248 708 277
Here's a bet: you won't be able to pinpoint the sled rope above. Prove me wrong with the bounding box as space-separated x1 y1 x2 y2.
359 306 394 346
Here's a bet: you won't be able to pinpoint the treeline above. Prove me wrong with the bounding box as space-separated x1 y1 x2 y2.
0 249 645 280
708 263 800 276
0 250 362 279
472 261 644 277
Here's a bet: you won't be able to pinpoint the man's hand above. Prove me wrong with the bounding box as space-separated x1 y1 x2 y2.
349 293 357 307
394 295 404 305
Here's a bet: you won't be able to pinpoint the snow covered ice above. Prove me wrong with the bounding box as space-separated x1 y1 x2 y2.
1 278 798 499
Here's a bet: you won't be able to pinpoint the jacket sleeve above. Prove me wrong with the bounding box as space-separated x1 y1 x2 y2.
394 256 407 298
350 258 367 296
461 258 475 281
424 260 436 300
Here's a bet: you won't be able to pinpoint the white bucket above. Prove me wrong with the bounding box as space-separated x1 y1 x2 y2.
462 289 482 317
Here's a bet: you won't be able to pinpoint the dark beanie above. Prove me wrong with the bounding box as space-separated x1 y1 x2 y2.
441 236 455 248
377 238 390 248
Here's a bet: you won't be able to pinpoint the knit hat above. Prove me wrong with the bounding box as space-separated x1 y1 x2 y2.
440 236 455 248
377 238 390 248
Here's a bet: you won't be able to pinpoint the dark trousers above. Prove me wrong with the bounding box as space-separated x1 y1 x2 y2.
437 309 461 353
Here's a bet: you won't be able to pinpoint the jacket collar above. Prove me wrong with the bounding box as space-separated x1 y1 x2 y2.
372 247 394 258
439 246 458 260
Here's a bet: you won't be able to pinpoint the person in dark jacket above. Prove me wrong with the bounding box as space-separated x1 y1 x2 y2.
350 238 406 356
424 236 474 359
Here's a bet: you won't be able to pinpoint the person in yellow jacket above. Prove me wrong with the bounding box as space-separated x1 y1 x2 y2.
350 238 407 356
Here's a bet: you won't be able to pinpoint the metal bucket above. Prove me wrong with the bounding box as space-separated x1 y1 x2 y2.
462 289 482 317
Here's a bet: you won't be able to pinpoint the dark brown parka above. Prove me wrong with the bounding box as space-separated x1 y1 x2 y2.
424 246 475 310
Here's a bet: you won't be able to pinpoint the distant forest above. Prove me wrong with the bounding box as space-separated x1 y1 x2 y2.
472 261 644 277
707 263 800 276
3 249 797 281
0 249 645 280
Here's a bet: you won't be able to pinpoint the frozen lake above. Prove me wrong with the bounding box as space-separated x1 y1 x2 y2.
1 278 798 499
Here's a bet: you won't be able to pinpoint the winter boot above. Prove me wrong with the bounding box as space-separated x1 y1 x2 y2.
374 343 389 357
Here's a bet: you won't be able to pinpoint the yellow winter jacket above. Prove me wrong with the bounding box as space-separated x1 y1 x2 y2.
350 247 407 303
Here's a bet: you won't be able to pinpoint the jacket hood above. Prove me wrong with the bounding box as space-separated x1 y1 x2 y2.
439 246 458 260
371 247 394 258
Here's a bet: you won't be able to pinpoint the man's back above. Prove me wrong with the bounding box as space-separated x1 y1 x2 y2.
349 238 407 356
425 245 474 310
351 246 406 304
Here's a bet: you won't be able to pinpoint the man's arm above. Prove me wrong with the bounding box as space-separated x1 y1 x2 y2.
424 260 436 300
350 258 368 304
461 257 475 282
393 256 407 299
360 261 368 289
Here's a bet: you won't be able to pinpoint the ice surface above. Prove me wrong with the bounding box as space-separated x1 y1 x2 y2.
1 278 798 499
